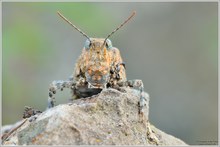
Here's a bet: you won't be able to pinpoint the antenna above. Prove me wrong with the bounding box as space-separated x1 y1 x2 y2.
57 11 90 41
104 11 136 43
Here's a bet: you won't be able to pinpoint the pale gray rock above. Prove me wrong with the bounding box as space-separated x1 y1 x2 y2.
2 88 187 145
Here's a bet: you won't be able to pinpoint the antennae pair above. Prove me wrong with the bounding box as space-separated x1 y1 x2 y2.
57 11 136 42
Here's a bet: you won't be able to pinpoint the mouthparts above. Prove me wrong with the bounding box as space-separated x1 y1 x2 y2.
88 82 107 89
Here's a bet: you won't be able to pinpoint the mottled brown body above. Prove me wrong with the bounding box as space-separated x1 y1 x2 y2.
74 38 126 88
69 38 127 99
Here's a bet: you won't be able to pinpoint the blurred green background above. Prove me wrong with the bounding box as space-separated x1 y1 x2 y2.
2 2 218 145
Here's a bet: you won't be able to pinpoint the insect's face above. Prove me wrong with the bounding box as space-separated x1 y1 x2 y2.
84 38 113 88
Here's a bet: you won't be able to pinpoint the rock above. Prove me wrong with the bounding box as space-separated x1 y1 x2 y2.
1 88 187 145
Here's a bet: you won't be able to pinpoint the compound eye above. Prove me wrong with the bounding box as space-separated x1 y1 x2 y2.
105 39 113 49
84 39 91 49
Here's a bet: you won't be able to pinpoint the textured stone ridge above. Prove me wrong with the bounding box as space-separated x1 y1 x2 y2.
2 88 187 145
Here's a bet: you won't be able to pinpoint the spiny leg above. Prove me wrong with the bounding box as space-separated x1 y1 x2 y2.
129 80 147 119
128 80 159 145
118 79 148 121
48 77 75 108
110 62 147 118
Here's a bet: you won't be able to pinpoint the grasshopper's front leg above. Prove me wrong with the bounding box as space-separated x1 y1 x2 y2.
48 76 76 108
127 80 147 118
118 79 148 121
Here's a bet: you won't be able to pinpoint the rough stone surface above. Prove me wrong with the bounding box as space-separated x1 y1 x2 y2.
1 88 187 145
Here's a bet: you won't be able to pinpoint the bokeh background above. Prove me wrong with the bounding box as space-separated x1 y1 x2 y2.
2 2 218 145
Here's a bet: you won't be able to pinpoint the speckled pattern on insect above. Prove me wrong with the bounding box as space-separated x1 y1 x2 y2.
48 11 148 120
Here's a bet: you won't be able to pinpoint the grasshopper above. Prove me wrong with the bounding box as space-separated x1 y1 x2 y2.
48 11 148 120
